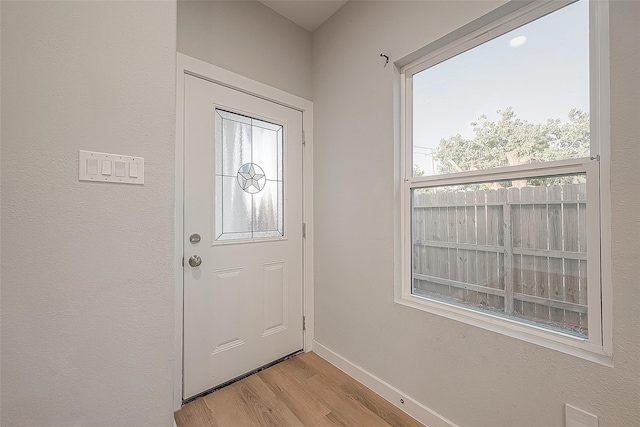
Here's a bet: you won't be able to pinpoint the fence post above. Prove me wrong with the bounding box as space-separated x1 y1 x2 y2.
503 197 514 314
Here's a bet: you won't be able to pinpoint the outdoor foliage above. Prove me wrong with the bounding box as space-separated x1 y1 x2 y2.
433 108 589 188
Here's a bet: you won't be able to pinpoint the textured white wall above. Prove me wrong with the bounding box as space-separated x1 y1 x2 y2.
312 1 640 426
1 2 176 426
177 0 313 100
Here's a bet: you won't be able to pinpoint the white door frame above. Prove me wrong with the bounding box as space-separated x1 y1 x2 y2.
174 53 314 411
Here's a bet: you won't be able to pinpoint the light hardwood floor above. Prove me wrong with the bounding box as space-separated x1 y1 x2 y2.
175 352 424 427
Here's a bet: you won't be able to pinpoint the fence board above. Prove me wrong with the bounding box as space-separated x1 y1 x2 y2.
416 242 587 260
548 186 563 252
510 187 522 249
579 259 588 330
437 192 448 242
447 191 457 244
577 183 588 330
533 187 550 319
512 247 586 260
487 189 503 309
412 192 421 294
412 196 422 295
414 274 505 297
425 212 436 295
519 187 536 318
436 192 450 294
447 191 462 300
534 256 550 321
464 191 479 304
563 184 580 328
522 254 536 318
508 187 520 314
455 192 468 302
534 186 549 250
547 186 565 324
475 190 491 306
549 257 565 324
498 252 505 310
421 194 430 287
521 186 534 250
514 293 587 313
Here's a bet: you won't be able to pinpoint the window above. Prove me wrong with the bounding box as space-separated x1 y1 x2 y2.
399 0 611 361
214 109 284 242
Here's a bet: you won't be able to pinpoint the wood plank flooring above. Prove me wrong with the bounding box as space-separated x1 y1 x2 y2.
175 352 424 427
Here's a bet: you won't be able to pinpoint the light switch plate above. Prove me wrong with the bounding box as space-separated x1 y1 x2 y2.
79 150 144 185
566 404 598 427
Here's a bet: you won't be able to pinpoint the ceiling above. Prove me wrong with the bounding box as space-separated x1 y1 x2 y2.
258 0 349 32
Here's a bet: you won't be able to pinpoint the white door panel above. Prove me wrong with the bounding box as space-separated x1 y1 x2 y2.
183 74 303 399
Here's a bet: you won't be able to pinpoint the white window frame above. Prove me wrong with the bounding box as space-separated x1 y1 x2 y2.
397 0 612 364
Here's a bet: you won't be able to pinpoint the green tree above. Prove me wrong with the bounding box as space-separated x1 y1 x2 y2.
434 107 589 187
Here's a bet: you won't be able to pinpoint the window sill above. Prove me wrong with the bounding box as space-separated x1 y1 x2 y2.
395 292 613 367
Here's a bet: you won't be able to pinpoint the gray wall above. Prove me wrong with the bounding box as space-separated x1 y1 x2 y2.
1 2 177 426
312 1 640 426
178 0 313 100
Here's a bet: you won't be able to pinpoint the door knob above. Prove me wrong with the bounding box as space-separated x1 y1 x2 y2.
188 255 202 267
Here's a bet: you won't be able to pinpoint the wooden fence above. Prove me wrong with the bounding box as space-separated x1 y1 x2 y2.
412 183 588 336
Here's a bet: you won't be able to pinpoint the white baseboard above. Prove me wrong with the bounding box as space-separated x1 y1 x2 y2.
312 340 457 427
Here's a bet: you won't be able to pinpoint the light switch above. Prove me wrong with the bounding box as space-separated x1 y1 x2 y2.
115 161 126 177
79 150 144 184
129 163 139 178
101 160 112 176
86 159 98 175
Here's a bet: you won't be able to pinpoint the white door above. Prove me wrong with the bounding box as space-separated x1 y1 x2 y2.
183 74 304 399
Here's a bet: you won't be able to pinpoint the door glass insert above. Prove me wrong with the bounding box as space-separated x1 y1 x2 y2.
215 109 284 241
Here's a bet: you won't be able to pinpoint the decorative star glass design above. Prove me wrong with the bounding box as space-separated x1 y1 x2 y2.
214 109 284 242
237 163 266 194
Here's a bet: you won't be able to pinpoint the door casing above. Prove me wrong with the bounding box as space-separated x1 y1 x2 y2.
174 53 314 411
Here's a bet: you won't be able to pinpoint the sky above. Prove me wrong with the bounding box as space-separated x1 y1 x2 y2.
412 0 589 175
